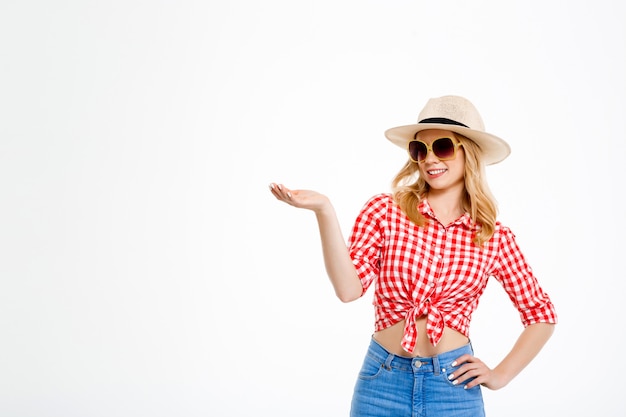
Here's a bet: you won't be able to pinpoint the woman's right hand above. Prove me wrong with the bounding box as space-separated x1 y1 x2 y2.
269 183 330 213
269 182 363 301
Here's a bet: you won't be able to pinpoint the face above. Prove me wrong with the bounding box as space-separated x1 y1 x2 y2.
412 129 465 192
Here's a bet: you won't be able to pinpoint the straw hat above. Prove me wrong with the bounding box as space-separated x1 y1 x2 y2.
384 95 511 165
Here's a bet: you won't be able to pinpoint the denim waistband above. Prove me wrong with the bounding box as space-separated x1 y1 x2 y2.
366 336 474 376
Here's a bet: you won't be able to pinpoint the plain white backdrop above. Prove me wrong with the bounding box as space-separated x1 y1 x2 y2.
1 1 624 416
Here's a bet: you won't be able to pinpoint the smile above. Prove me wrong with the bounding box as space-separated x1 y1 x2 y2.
427 169 447 175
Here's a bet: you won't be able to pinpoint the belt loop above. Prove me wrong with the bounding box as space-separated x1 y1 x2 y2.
432 355 440 376
384 353 394 371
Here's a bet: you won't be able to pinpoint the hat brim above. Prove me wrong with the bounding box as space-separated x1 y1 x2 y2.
384 123 511 165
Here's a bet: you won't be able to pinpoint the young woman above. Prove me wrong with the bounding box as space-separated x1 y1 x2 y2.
269 95 557 416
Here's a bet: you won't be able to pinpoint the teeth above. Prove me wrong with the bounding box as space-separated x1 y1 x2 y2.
428 169 446 175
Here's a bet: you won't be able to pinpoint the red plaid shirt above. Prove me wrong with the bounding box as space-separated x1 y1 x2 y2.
348 194 557 354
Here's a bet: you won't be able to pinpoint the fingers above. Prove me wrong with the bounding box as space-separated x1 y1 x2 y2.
448 354 491 390
269 183 293 202
268 183 329 212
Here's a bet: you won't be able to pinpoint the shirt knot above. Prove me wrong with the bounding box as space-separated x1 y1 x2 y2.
401 303 446 353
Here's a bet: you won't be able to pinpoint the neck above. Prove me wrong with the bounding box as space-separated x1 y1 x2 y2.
426 187 465 219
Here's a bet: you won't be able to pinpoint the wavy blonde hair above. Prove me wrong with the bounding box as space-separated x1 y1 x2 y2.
391 133 498 246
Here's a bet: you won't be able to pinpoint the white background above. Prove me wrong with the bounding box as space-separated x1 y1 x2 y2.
1 1 624 416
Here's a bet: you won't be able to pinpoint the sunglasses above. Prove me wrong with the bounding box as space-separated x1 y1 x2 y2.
407 137 463 163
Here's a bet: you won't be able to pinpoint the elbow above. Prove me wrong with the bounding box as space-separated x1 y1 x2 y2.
330 270 363 303
337 292 361 303
335 285 363 303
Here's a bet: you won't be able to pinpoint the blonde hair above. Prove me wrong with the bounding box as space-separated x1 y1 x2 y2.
391 133 498 246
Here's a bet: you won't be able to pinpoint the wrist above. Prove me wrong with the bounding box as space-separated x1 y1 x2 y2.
313 198 334 216
490 365 514 390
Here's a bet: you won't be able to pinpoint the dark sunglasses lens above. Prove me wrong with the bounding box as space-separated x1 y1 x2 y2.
409 141 427 161
433 138 455 159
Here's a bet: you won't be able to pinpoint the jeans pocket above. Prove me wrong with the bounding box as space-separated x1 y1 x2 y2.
441 361 478 388
357 353 386 381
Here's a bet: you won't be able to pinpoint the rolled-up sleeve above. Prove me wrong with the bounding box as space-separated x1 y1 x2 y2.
348 194 386 294
493 227 558 326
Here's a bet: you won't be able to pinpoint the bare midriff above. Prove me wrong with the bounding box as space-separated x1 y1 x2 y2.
373 316 469 358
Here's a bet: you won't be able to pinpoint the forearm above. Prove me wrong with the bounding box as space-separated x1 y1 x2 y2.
493 322 555 388
268 183 363 302
314 205 363 303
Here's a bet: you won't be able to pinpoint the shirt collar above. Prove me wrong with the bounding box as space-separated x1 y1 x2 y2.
418 199 478 230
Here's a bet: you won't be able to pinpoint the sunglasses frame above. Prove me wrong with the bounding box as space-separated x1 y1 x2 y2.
407 137 463 163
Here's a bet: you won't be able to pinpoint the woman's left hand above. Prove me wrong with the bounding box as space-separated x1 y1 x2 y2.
447 354 506 390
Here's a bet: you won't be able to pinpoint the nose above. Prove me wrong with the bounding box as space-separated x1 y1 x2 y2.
422 145 440 163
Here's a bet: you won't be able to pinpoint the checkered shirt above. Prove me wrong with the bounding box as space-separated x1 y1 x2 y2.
348 193 557 354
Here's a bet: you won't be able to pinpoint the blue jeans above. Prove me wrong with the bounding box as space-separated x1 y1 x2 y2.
350 337 485 417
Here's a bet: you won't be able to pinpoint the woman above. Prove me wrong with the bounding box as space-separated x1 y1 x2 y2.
269 95 557 416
